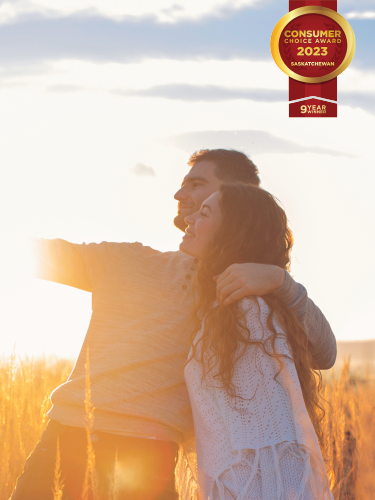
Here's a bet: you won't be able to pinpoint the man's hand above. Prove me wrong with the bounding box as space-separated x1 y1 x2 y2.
214 263 285 306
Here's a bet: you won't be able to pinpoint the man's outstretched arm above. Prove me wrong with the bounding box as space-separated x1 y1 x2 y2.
215 264 336 370
31 238 92 292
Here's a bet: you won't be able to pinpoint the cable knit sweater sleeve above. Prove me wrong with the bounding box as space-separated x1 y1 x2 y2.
273 271 337 370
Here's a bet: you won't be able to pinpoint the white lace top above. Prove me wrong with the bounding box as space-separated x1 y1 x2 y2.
176 297 333 500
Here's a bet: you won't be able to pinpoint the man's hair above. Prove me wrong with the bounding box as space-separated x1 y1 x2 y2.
187 149 260 186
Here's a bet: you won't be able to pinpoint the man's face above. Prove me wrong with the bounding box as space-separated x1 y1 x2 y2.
174 160 221 232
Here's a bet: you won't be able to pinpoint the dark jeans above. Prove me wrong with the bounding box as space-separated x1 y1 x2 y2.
10 419 179 500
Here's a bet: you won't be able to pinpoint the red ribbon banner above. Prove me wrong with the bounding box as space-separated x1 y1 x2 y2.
289 0 338 117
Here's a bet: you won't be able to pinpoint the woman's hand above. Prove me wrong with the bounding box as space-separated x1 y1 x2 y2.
214 263 285 306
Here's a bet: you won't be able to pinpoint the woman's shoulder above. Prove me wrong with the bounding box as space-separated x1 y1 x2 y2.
239 296 285 331
238 296 270 318
237 297 271 340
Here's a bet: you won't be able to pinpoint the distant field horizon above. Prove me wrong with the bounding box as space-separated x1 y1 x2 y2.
3 339 375 376
334 339 375 375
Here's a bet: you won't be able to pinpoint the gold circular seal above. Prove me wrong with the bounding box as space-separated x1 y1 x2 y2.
270 6 356 83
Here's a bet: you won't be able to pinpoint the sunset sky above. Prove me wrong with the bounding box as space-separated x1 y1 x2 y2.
0 0 374 357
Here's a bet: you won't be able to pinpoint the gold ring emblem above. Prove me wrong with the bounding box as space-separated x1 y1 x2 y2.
270 6 355 83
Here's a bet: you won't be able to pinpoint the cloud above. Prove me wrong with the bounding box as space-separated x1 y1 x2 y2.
0 5 291 66
130 162 156 177
159 130 356 158
115 84 375 116
47 84 84 92
114 84 287 103
0 0 264 25
0 0 371 26
339 91 375 115
1 0 371 24
346 11 375 19
0 3 372 70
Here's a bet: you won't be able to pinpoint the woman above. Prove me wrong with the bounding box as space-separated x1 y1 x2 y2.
177 183 332 500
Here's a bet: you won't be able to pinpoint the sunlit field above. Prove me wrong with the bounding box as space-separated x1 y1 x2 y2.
0 354 374 500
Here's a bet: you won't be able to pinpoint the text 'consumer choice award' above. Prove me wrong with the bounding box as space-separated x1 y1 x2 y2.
270 1 355 117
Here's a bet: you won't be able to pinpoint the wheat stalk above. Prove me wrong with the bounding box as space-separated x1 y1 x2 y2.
52 437 64 500
81 346 99 500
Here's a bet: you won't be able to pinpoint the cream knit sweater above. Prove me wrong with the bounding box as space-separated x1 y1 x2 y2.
179 297 333 500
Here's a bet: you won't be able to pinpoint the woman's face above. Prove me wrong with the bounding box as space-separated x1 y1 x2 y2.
179 191 222 260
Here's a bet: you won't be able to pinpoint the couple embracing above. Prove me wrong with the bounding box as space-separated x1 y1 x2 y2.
11 149 336 500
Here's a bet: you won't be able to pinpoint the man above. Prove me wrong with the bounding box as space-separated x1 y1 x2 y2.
11 149 336 500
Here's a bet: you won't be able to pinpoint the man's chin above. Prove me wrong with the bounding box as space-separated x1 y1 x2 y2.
174 214 188 232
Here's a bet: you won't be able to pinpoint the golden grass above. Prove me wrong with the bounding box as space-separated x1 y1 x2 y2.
0 353 374 500
321 363 375 499
0 351 73 500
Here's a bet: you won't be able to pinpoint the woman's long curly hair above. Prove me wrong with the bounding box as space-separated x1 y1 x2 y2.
188 183 324 447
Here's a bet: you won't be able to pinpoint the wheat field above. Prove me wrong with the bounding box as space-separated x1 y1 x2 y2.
0 352 374 500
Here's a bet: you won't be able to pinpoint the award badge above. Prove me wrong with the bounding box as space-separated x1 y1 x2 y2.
271 1 356 117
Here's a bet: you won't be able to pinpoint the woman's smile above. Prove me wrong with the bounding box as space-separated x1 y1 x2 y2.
183 228 195 239
179 191 222 260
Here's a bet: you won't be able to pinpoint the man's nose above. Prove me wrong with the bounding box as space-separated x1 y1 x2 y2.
174 186 188 200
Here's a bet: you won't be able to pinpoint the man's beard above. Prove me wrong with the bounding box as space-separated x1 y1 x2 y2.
174 214 188 232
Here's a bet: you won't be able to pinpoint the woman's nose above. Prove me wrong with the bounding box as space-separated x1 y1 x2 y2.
184 214 195 226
